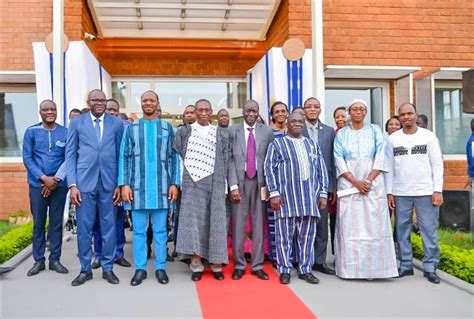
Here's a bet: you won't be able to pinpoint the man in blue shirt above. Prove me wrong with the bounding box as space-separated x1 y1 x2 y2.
22 99 69 276
467 119 474 183
119 90 179 286
467 118 474 215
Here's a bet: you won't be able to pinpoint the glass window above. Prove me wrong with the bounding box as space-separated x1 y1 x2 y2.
325 87 384 128
235 82 247 109
0 90 38 157
111 79 246 119
435 88 473 154
154 82 230 114
130 82 151 113
111 81 127 109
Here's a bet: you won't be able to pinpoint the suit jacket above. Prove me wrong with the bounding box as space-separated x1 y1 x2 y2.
66 113 124 193
228 122 274 189
303 121 336 192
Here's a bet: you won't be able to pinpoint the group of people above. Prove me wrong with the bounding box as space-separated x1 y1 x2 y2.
21 88 445 287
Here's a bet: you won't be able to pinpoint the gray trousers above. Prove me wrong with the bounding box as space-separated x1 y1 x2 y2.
231 176 264 271
395 195 440 273
314 207 329 265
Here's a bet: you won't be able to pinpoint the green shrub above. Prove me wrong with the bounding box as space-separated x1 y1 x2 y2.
0 222 34 264
0 220 19 238
437 228 473 250
411 234 474 284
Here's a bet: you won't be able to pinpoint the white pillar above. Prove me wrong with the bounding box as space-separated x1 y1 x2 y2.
311 0 325 118
53 0 64 125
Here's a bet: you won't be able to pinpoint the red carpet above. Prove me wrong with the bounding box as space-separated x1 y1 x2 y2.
195 263 317 319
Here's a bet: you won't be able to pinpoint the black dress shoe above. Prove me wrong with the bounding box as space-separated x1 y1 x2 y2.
213 271 225 280
424 271 440 284
114 258 131 268
298 272 320 284
71 272 93 286
49 261 69 274
91 258 101 270
27 261 45 277
191 272 203 282
102 271 120 284
251 269 269 280
130 270 147 286
398 268 414 278
166 253 174 262
312 263 336 275
232 269 245 280
0 266 13 275
155 270 169 284
279 273 291 284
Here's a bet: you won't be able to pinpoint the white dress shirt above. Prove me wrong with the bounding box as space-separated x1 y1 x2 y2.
230 122 257 191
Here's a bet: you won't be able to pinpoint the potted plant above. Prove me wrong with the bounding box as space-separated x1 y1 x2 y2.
8 211 18 224
16 210 27 225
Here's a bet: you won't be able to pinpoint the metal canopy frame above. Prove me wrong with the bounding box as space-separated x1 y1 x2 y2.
87 0 281 40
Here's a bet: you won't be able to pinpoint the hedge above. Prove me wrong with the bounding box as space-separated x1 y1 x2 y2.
0 222 34 264
411 233 474 284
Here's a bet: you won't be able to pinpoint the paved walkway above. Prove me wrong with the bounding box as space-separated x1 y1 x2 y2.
1 232 472 319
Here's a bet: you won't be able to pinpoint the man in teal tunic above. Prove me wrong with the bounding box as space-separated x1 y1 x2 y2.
118 90 179 286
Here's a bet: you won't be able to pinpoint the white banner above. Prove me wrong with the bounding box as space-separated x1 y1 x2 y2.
32 41 112 126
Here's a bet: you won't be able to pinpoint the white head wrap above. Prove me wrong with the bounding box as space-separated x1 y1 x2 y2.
348 99 368 111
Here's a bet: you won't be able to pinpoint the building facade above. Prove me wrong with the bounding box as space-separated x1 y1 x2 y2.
0 0 472 218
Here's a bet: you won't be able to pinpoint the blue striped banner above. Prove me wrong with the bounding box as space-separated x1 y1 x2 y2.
265 53 271 121
49 53 54 98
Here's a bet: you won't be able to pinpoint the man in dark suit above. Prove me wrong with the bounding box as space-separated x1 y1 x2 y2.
228 100 274 280
302 97 336 275
66 89 124 286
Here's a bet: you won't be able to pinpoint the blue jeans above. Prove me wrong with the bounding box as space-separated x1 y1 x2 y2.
132 209 167 270
395 196 440 273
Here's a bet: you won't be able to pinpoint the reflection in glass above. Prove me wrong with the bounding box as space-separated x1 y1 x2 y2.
111 81 127 109
435 88 472 154
0 92 38 156
236 82 247 109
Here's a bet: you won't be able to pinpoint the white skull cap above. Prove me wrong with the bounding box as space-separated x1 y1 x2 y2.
348 99 368 110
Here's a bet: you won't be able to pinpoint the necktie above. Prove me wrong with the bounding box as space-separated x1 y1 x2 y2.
94 118 101 143
246 127 256 179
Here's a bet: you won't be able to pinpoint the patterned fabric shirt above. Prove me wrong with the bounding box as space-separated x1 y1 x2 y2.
264 135 328 218
118 118 180 210
184 122 217 182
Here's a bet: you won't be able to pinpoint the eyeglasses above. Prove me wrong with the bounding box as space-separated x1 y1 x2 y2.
89 98 106 104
